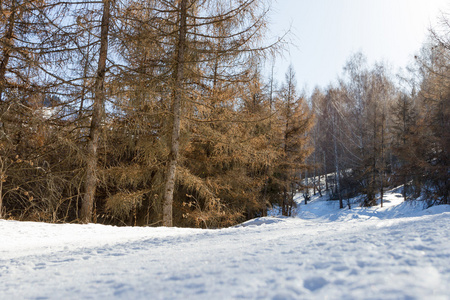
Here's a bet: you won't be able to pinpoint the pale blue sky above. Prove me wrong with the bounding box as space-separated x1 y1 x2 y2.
269 0 450 90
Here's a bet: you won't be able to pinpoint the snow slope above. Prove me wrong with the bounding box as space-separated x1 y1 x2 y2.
1 189 450 300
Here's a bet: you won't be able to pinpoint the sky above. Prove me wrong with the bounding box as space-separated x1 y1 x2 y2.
268 0 450 91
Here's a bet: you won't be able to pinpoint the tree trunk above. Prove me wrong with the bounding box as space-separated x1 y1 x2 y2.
371 108 377 206
162 0 188 227
0 181 3 219
289 185 295 216
80 0 111 223
333 120 343 209
402 101 407 202
318 171 322 197
0 0 17 102
304 168 308 205
0 159 4 219
313 142 317 195
380 110 385 208
324 151 328 191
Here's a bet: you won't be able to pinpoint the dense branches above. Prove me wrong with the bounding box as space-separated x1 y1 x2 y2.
1 1 448 226
0 0 293 227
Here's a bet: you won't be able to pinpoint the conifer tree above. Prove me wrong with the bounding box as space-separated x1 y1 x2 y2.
271 65 312 215
391 93 417 201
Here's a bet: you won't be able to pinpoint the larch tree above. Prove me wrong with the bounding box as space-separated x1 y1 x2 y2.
272 65 313 215
309 88 325 197
100 0 277 227
158 0 274 226
0 0 59 219
411 20 450 204
390 93 417 201
161 0 188 227
80 0 112 223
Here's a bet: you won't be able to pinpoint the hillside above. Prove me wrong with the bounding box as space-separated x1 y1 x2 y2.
1 188 449 299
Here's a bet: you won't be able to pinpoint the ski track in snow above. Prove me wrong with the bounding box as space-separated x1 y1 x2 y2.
1 192 450 300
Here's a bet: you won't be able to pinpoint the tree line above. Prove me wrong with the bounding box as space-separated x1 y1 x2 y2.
307 18 449 209
0 0 448 228
0 0 313 227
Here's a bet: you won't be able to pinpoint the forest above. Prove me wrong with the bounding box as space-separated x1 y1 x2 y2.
0 0 448 228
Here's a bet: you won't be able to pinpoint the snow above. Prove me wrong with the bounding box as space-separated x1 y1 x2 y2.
1 189 450 299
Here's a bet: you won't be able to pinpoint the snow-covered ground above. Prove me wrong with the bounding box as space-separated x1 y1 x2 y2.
1 189 450 299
